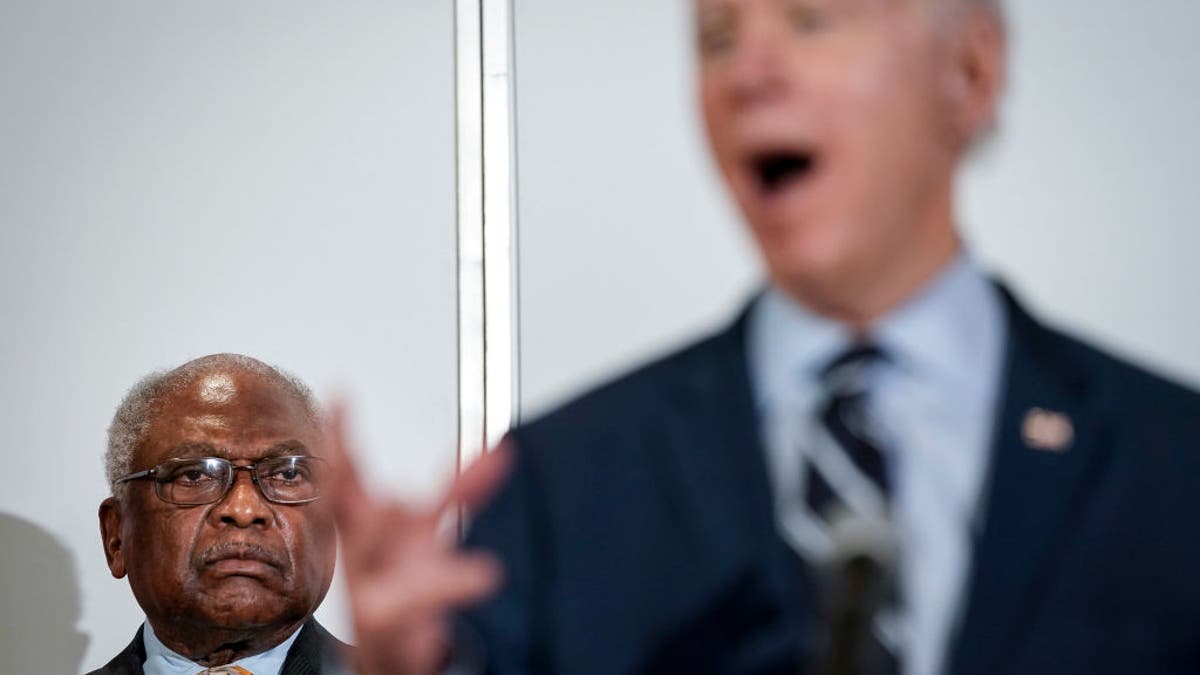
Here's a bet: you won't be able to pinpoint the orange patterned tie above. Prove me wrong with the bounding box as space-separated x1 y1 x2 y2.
196 667 253 674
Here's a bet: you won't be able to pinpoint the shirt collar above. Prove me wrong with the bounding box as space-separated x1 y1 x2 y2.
873 254 1005 394
141 620 303 675
749 253 1005 408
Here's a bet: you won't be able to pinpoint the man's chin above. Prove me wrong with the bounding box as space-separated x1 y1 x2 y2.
192 582 301 629
765 241 863 308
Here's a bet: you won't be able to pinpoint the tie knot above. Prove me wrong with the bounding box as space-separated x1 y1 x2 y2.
821 343 883 394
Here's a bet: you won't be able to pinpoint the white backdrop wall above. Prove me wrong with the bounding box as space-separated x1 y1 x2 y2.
1 0 1198 673
0 2 458 672
514 0 1200 416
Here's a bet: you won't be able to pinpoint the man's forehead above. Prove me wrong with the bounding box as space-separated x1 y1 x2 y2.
694 0 941 13
146 402 317 440
159 369 309 417
694 0 831 10
137 418 322 466
139 372 318 453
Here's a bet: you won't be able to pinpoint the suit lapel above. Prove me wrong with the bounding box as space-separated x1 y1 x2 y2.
659 303 780 565
946 289 1115 675
280 620 319 675
281 619 348 675
648 301 809 670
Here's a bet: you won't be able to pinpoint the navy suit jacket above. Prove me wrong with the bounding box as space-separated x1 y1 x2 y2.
463 289 1200 674
463 290 1200 672
85 618 349 675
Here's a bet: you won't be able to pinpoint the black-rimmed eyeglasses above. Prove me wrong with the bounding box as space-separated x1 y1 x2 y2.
114 456 326 505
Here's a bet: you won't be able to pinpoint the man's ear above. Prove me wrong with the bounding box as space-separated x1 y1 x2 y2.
99 497 127 579
942 5 1007 150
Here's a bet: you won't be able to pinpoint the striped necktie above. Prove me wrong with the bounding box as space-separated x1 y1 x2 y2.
196 667 253 674
804 344 891 521
803 344 901 675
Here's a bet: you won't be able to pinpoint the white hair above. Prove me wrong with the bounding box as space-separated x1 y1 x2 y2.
105 354 321 494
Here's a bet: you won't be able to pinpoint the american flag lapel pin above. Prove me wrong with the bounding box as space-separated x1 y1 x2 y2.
1021 407 1074 453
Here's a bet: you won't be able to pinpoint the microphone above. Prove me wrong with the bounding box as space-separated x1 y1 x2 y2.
814 510 900 675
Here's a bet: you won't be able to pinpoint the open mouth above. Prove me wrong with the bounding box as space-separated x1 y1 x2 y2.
750 150 818 196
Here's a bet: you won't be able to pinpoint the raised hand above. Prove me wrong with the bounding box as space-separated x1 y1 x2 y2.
325 402 511 675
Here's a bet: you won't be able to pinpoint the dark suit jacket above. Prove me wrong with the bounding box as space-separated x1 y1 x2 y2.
462 289 1200 674
85 618 349 675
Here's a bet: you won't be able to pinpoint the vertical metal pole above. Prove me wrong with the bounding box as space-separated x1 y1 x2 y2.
457 0 518 473
456 0 486 471
481 0 518 450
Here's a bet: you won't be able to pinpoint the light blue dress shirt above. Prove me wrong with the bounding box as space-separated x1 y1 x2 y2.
748 254 1007 675
142 620 302 675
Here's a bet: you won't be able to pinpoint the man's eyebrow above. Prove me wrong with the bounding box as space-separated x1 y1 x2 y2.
264 439 311 457
167 442 226 458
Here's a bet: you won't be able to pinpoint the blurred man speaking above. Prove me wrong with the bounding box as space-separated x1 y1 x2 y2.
91 354 348 675
330 0 1200 673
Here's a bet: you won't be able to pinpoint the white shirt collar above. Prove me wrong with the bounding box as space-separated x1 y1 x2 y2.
141 620 303 675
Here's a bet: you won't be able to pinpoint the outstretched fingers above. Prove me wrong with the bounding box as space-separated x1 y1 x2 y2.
438 440 514 518
319 400 510 675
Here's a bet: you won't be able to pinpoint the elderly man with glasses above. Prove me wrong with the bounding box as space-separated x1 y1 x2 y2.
91 354 348 675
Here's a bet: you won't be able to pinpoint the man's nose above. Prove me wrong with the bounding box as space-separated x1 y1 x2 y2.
211 469 273 528
723 22 789 109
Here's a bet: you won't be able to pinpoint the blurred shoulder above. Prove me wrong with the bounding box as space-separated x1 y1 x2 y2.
1039 320 1200 420
511 312 747 452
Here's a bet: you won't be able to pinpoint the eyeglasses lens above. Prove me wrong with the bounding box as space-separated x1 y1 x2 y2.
155 458 231 505
255 456 322 503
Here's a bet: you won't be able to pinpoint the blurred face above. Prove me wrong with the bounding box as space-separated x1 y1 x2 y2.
698 0 1000 320
100 370 335 641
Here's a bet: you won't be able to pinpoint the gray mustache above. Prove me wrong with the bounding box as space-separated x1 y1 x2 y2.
199 541 285 569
